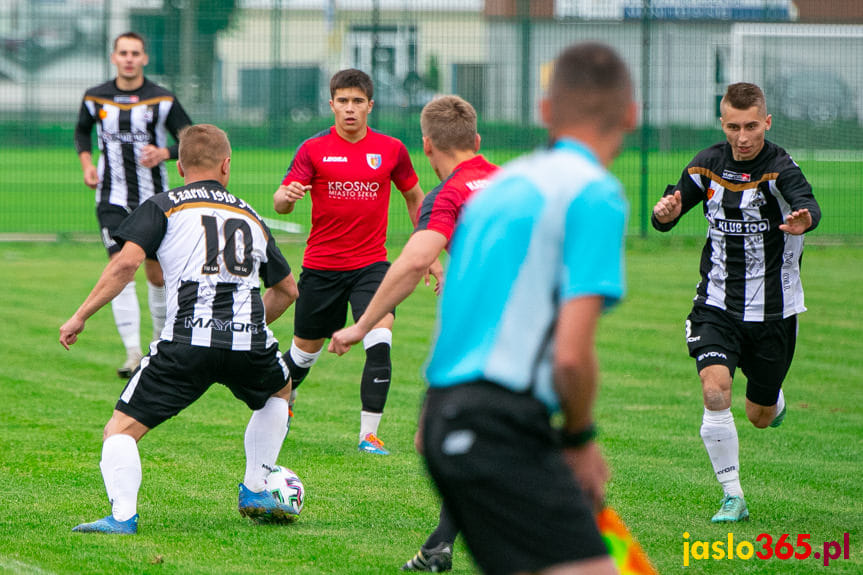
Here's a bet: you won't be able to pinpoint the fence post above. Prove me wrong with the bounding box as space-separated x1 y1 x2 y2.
640 0 652 238
519 0 531 126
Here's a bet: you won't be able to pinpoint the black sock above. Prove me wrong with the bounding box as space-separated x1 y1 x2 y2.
424 502 458 550
284 351 311 390
360 342 391 412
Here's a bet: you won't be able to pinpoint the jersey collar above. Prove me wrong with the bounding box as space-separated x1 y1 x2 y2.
552 137 600 166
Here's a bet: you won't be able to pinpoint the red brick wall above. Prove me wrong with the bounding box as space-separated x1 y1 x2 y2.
484 0 554 19
794 0 863 23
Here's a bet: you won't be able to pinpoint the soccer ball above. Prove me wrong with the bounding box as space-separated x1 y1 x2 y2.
264 466 305 515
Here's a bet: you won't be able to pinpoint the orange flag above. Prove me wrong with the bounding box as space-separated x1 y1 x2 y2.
597 507 659 575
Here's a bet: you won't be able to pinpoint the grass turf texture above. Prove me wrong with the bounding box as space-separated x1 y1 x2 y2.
2 147 862 238
1 238 860 574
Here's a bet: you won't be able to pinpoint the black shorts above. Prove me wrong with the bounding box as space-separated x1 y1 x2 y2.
116 340 290 429
96 204 132 257
422 382 608 575
293 262 393 340
685 304 798 406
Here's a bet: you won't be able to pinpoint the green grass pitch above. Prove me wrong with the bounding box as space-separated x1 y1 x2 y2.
0 237 860 574
2 146 861 238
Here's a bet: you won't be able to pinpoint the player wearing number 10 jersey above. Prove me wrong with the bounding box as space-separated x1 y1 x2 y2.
120 172 289 351
60 125 300 533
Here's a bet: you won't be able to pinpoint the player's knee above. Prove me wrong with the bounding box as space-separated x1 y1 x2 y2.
746 407 772 428
701 384 731 410
103 411 147 441
699 364 732 408
285 343 321 389
749 414 771 428
363 327 392 354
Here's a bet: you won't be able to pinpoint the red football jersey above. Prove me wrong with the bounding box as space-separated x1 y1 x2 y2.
414 155 498 249
282 127 419 270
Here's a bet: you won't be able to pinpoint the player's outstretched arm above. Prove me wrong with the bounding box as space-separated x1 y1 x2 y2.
329 230 447 355
59 242 146 350
778 208 813 235
273 182 310 214
263 273 299 325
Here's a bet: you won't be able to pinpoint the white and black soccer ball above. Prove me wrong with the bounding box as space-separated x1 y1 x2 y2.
264 466 305 515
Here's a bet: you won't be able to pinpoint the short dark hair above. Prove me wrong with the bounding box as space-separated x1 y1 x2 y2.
330 69 374 100
548 42 632 131
179 124 231 170
421 96 477 152
113 31 147 53
721 82 767 115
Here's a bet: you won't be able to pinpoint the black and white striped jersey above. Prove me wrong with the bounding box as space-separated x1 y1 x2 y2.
114 180 292 351
75 78 192 210
652 140 820 322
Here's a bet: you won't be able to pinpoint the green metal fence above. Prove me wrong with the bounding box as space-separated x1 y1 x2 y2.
2 0 861 239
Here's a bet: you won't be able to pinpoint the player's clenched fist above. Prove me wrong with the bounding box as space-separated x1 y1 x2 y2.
59 315 86 350
139 144 169 168
652 189 682 224
273 182 311 214
83 164 99 189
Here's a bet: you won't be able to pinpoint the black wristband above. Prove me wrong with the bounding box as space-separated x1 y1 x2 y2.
559 424 597 448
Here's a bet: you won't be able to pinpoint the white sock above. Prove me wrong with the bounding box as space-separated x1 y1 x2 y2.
147 281 167 341
360 410 383 442
100 434 141 522
111 281 141 354
244 397 290 492
289 343 321 368
700 407 743 497
773 389 786 421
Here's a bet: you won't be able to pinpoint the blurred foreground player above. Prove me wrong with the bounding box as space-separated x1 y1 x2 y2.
421 42 635 575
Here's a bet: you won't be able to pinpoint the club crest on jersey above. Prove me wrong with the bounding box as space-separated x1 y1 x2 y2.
749 190 766 207
366 154 382 170
721 169 751 182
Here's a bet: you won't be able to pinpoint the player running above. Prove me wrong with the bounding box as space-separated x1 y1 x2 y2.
75 31 192 378
652 82 820 523
273 68 424 454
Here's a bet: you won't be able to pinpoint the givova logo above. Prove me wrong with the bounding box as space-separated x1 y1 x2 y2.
697 351 727 362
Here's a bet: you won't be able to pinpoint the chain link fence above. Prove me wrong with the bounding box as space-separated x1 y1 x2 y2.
1 0 860 238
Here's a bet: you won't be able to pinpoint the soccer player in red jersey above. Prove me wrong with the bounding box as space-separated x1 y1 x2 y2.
274 69 424 454
330 95 498 571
